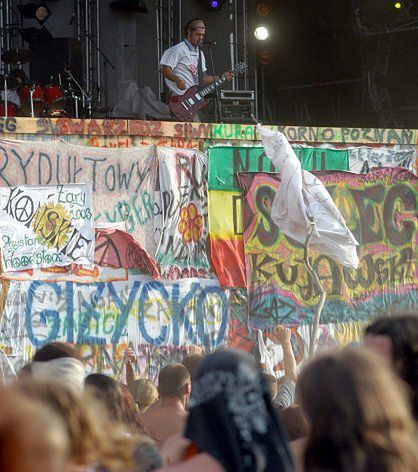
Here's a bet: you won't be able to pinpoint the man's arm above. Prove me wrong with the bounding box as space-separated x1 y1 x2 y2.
161 65 186 91
272 325 297 384
202 70 234 86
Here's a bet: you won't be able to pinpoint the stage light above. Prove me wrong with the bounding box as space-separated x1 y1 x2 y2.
254 26 269 40
206 0 225 11
17 3 52 25
394 2 403 8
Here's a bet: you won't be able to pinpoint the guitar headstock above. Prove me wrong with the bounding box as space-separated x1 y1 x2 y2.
232 62 248 75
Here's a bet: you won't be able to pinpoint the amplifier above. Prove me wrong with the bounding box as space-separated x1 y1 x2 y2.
220 90 255 101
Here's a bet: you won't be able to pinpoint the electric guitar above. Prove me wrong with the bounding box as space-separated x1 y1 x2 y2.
169 62 248 122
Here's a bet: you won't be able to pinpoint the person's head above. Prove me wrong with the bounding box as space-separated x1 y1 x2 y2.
0 386 69 472
33 341 82 362
158 363 191 406
298 349 418 472
184 18 206 47
364 313 417 417
184 349 294 472
278 405 308 442
182 354 204 381
84 374 124 423
130 378 158 413
30 342 85 396
262 373 278 400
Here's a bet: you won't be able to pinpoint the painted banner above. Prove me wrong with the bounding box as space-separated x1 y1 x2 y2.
347 146 416 174
0 139 156 256
0 275 230 377
155 147 212 279
0 184 94 271
208 145 349 287
238 168 417 327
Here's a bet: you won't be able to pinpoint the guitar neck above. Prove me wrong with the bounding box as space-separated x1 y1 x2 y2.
199 75 228 97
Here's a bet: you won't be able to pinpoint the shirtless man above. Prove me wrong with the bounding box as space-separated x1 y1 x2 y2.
141 363 190 447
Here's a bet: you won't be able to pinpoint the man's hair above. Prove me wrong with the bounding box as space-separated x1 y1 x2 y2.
33 342 82 362
158 363 190 398
182 354 204 380
183 18 205 36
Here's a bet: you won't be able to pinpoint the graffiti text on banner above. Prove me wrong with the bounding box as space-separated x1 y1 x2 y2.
0 139 156 255
238 168 417 326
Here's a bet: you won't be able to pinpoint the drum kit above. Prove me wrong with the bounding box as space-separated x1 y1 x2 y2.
0 47 88 118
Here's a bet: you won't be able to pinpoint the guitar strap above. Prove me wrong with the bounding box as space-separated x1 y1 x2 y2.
197 48 204 90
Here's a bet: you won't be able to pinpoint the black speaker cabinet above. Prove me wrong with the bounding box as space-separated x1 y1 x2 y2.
30 38 82 86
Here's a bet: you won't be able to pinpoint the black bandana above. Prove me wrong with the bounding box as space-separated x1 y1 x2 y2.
184 349 294 472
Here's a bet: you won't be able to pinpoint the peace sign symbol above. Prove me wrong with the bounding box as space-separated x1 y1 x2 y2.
14 196 34 222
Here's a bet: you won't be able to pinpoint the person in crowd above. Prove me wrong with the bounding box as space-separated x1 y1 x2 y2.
364 312 418 418
131 378 159 414
29 341 85 396
298 348 418 472
262 372 278 400
278 405 308 442
181 353 204 381
85 373 126 425
158 349 294 472
271 325 297 410
120 383 147 434
141 363 191 446
0 386 69 472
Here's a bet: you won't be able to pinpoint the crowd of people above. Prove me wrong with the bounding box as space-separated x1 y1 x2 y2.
0 313 416 472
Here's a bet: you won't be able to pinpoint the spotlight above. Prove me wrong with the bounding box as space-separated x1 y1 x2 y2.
17 3 52 25
394 1 404 8
254 26 269 40
206 0 226 11
256 2 270 17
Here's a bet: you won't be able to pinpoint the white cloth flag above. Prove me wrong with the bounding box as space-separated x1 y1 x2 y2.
257 125 359 268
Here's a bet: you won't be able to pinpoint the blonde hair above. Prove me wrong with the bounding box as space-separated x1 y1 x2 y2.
131 378 158 413
299 349 418 471
18 379 145 471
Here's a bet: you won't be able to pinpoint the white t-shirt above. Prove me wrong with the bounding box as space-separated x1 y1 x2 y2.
160 40 207 96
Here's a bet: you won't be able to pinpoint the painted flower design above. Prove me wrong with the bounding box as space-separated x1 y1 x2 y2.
178 203 203 243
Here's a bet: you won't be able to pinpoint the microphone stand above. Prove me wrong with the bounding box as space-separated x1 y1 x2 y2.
72 13 116 118
206 43 223 123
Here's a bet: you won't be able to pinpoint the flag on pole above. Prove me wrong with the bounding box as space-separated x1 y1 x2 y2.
257 125 359 268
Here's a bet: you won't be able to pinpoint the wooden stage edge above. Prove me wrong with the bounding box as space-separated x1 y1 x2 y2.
0 117 417 146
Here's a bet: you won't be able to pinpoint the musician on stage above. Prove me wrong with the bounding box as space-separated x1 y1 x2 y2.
159 18 233 104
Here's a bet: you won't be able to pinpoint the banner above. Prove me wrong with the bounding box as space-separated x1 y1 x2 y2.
0 139 156 256
155 147 212 278
347 146 416 174
208 145 349 287
238 168 417 327
0 275 231 377
0 184 94 271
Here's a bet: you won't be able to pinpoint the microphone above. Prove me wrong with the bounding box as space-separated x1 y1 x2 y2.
201 40 216 46
69 13 76 25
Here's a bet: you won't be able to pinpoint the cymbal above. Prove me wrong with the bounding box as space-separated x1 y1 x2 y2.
0 75 19 90
1 48 30 65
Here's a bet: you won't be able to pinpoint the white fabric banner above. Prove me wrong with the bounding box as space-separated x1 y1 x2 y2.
155 147 211 278
0 139 156 256
0 184 94 271
347 146 416 174
257 125 359 268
